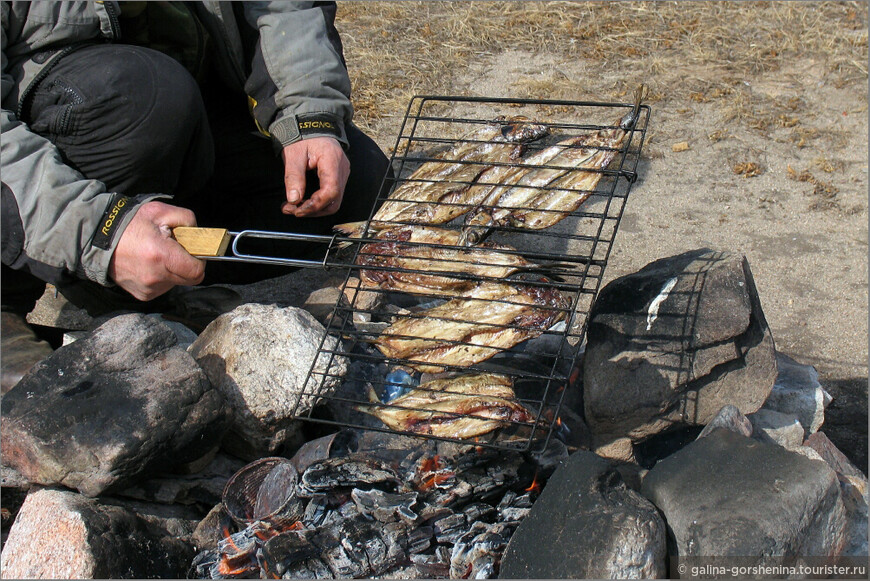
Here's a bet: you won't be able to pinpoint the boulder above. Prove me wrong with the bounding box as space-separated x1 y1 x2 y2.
1 314 231 497
641 429 847 560
803 432 868 557
500 451 666 579
584 249 777 444
189 304 348 460
0 487 196 579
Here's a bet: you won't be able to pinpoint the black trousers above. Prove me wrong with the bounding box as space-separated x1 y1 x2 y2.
2 43 390 313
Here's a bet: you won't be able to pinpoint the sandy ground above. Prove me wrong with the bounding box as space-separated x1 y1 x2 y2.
29 30 868 468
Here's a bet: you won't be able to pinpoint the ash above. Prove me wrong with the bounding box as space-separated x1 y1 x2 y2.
190 431 566 579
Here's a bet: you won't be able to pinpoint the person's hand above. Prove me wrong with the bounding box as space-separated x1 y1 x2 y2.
108 200 205 301
281 137 350 217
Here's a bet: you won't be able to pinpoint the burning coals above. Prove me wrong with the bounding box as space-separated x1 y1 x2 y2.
190 431 565 579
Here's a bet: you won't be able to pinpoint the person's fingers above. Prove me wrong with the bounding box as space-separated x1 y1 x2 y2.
293 144 350 217
163 240 206 284
109 201 205 301
282 144 309 208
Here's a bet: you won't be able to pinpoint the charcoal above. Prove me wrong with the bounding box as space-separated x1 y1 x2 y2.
406 525 433 554
498 491 535 521
217 528 257 560
301 458 400 493
383 521 414 558
417 502 453 523
337 528 374 576
260 530 319 577
351 488 419 524
321 541 367 578
341 523 404 577
337 499 362 520
529 438 570 474
433 512 468 544
190 549 220 579
463 502 497 523
450 521 515 579
281 557 332 579
436 544 453 562
303 495 329 527
497 490 517 509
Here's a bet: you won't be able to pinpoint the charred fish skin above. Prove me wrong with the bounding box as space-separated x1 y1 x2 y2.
354 225 541 295
373 282 570 373
358 373 539 439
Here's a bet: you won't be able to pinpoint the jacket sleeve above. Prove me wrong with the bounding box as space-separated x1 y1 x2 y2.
1 6 155 287
241 1 353 150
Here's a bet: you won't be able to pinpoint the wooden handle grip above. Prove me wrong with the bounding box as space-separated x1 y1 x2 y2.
173 227 231 257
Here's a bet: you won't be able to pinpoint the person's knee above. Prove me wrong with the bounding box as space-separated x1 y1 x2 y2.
26 44 212 196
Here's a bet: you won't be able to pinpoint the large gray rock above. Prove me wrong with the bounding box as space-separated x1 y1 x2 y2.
0 487 196 578
642 429 847 559
189 303 348 460
584 249 777 444
500 451 666 579
1 314 231 497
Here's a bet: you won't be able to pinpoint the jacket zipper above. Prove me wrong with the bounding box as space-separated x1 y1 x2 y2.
102 1 122 40
53 79 86 134
182 1 208 80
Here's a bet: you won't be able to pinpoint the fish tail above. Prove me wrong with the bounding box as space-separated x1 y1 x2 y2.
333 221 367 240
354 384 382 414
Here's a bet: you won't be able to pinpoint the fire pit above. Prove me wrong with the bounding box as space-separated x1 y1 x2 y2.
189 90 650 579
191 430 567 579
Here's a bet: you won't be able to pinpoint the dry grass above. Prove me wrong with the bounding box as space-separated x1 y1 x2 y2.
336 1 868 142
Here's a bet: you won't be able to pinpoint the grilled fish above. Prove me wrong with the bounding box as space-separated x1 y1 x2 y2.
458 83 648 246
359 373 538 439
458 127 628 245
374 282 570 373
334 117 549 239
355 225 548 295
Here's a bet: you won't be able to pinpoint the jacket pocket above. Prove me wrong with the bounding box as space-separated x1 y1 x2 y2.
26 76 85 137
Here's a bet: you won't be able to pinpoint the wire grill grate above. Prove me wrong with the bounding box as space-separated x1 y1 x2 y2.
290 92 650 452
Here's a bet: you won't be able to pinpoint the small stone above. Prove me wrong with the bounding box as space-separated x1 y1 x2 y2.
302 287 349 326
697 404 753 439
749 408 805 449
763 353 831 438
803 432 866 480
594 437 636 463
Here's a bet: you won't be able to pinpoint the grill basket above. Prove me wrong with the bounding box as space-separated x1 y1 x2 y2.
289 93 650 452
